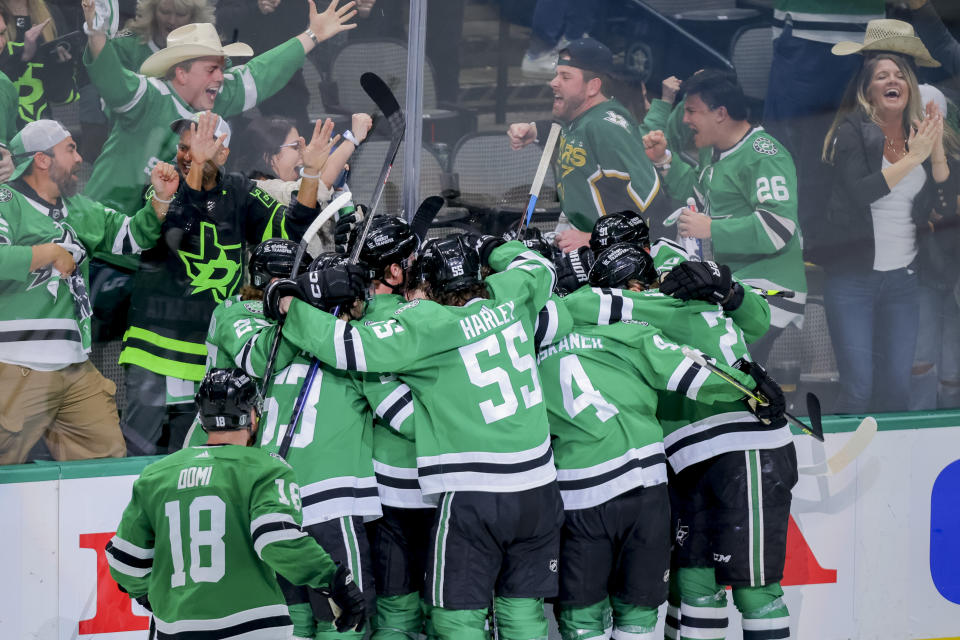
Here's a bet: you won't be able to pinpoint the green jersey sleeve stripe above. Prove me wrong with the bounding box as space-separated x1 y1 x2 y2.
534 299 559 350
107 534 154 558
155 603 291 635
334 320 367 371
110 216 141 255
754 208 797 251
375 383 414 431
113 76 147 114
250 513 306 560
666 357 709 401
105 541 153 577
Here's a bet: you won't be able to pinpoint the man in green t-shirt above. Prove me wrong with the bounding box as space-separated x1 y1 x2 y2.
507 38 661 254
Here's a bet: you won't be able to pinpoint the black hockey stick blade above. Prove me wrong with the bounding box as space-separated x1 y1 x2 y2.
411 195 444 247
806 392 825 442
361 72 405 133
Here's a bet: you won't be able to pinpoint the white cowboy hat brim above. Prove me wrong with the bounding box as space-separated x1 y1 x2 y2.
831 37 940 68
140 42 254 77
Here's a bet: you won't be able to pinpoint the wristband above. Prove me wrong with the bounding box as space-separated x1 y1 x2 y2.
530 121 539 143
343 130 361 146
299 167 321 179
304 28 320 45
152 193 174 204
653 148 672 169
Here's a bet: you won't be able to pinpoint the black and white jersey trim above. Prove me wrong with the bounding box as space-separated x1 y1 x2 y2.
105 535 154 578
249 513 306 559
507 248 557 293
334 320 367 372
754 208 796 252
374 384 414 431
416 436 557 495
154 603 292 639
663 411 793 472
592 287 634 325
534 299 560 351
666 356 711 401
299 476 382 525
556 443 667 510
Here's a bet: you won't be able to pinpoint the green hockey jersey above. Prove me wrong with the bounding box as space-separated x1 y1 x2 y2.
83 36 306 213
281 242 558 496
556 99 661 232
362 293 430 510
662 126 806 329
538 296 750 510
257 355 382 525
105 444 338 639
562 286 793 472
0 183 161 368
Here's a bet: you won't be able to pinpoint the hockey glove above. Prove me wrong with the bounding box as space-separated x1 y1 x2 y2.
334 208 364 254
660 260 745 311
263 278 303 321
554 246 594 295
310 564 366 632
295 264 369 313
735 359 786 424
462 232 506 267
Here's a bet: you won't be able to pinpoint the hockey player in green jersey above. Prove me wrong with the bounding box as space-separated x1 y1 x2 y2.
644 70 806 362
540 243 786 640
0 119 175 464
507 38 661 253
572 244 796 640
263 236 564 640
346 215 436 640
106 368 365 639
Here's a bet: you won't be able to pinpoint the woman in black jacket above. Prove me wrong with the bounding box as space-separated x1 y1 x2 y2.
821 50 956 413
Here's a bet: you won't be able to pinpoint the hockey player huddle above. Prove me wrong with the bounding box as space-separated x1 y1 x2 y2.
108 211 797 640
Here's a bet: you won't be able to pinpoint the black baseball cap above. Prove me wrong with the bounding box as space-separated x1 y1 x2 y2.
557 37 614 75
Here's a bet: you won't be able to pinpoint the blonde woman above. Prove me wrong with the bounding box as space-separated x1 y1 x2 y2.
821 46 957 413
0 0 77 129
112 0 214 73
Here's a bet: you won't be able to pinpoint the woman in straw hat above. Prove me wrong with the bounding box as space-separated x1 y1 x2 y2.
819 19 958 414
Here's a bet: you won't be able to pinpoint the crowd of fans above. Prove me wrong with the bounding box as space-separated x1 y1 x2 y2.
0 0 958 466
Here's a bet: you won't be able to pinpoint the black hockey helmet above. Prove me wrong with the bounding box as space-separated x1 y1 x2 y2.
589 210 650 253
414 235 482 295
518 226 553 259
250 239 312 289
353 215 418 280
588 242 658 289
195 368 258 431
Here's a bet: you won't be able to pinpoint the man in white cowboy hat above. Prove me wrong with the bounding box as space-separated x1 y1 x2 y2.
79 0 357 215
907 0 960 76
0 119 178 465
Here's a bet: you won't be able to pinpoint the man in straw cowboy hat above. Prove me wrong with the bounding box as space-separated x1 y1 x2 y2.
830 17 942 69
79 0 357 215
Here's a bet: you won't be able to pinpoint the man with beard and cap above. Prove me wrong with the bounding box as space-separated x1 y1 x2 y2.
117 111 338 456
507 38 662 254
0 119 178 464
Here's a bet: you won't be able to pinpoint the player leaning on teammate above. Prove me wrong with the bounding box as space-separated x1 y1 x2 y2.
537 242 785 640
106 368 364 639
263 236 564 640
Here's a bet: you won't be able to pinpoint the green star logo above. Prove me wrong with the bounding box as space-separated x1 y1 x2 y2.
178 221 242 302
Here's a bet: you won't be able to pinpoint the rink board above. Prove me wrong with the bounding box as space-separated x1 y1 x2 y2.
1 414 959 640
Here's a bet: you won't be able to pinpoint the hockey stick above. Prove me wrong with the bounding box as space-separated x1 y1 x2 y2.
806 392 824 441
681 347 824 441
798 416 878 476
277 73 405 460
257 190 353 413
411 195 445 248
517 122 562 236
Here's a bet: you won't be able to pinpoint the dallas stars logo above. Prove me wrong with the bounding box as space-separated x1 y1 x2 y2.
27 225 85 291
753 136 778 156
177 221 242 302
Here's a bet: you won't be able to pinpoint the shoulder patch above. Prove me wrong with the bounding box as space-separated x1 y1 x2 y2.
752 136 778 156
0 187 13 203
243 300 264 314
603 110 630 130
394 300 420 315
